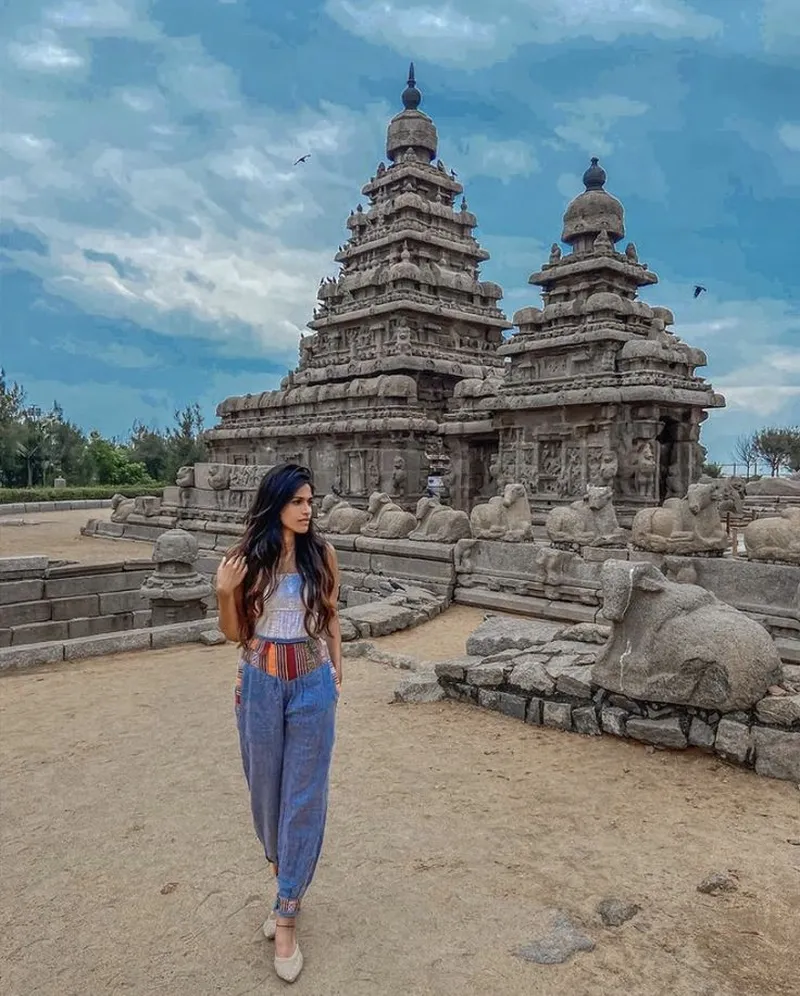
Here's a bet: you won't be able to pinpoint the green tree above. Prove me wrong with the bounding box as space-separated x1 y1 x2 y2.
128 422 169 482
752 426 800 477
163 404 207 484
701 462 723 478
85 432 152 485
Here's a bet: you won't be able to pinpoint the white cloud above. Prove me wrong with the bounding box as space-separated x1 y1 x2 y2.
762 0 800 58
441 134 539 183
778 122 800 152
9 30 85 71
325 0 721 67
554 95 649 157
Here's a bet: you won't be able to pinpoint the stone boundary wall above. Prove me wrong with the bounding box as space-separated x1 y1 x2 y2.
434 619 800 783
0 618 222 672
1 556 155 648
0 499 113 517
328 534 455 600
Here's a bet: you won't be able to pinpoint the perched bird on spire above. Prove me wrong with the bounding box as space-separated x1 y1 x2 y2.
693 285 707 298
293 154 311 165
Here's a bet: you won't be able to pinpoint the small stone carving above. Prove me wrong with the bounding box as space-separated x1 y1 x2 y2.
360 491 417 539
470 482 533 543
596 451 618 488
133 495 162 518
367 460 381 492
207 464 231 491
625 242 638 262
546 486 625 550
391 456 407 496
409 495 472 543
631 482 728 556
110 494 135 523
175 466 195 488
634 441 656 498
594 560 782 712
140 529 213 627
317 494 370 534
548 243 562 263
743 507 800 565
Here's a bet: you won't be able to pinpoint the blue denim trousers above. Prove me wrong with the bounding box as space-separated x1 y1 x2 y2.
236 652 338 918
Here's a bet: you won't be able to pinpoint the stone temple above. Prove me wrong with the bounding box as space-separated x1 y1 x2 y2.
165 66 724 526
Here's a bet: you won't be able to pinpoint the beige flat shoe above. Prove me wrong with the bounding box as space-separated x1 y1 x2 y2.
262 910 278 939
274 941 303 983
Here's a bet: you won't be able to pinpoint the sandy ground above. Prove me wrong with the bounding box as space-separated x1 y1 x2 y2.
1 511 799 995
0 508 153 564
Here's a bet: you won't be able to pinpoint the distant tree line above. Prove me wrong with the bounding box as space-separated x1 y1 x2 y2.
0 369 208 489
732 426 800 479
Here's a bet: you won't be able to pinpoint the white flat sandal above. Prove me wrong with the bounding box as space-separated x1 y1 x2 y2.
262 910 278 940
274 940 303 983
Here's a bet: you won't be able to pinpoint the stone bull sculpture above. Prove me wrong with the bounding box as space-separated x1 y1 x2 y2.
593 560 782 712
316 494 370 535
360 491 416 539
470 482 533 543
743 507 800 565
408 495 471 543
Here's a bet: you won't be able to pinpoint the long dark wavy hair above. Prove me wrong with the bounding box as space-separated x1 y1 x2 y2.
231 463 336 645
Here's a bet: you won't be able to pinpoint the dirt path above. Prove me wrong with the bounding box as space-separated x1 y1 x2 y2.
0 508 152 563
1 633 798 996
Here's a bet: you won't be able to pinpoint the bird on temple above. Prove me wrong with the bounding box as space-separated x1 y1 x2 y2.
293 154 311 165
693 285 707 298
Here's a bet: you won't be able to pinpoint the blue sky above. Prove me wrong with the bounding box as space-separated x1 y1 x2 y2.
1 0 798 463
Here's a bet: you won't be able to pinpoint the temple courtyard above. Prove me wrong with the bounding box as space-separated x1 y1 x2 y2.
0 510 798 995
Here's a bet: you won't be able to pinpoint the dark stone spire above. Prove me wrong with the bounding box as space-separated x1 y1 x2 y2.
401 62 422 110
583 157 607 191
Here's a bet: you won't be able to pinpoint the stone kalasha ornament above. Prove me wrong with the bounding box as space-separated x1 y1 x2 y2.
631 482 728 556
594 560 782 712
360 491 417 539
316 494 370 535
545 485 625 550
470 482 533 543
140 529 213 626
743 507 800 565
408 495 472 543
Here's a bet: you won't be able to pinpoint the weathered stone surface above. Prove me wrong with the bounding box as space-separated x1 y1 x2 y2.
595 560 782 712
50 594 100 621
631 483 728 556
199 629 227 646
782 664 800 691
555 665 594 699
542 700 573 731
339 616 358 642
601 706 627 737
466 616 562 657
67 614 134 640
744 507 800 565
755 694 800 727
596 898 640 927
688 717 715 749
515 909 595 964
547 486 625 549
465 660 506 687
555 621 611 645
714 718 752 764
508 656 555 695
12 621 69 645
496 691 527 720
0 579 44 605
0 641 64 669
0 556 48 579
697 873 738 895
572 705 601 736
63 630 151 660
45 571 152 599
2 600 51 627
393 673 445 704
435 655 483 681
625 716 687 749
526 697 543 725
150 620 219 650
753 727 800 781
99 590 150 614
477 688 501 710
341 602 415 638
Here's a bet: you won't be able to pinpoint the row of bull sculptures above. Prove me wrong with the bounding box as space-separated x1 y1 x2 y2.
317 480 800 566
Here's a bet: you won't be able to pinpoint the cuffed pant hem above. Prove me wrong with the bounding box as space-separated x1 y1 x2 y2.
274 897 302 918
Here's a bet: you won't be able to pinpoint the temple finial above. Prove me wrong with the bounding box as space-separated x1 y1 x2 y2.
583 157 607 191
401 62 421 110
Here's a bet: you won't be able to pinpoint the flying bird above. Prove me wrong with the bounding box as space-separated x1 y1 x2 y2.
293 154 311 165
693 285 707 298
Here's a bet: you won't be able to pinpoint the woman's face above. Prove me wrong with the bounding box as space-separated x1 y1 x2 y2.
280 483 313 535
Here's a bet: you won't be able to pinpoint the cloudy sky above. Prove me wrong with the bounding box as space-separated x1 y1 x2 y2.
1 0 798 462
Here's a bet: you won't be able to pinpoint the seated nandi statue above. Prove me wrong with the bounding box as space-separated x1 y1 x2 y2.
743 507 800 565
631 482 728 556
175 465 195 488
360 491 417 539
469 482 533 543
408 495 471 543
316 494 370 535
546 485 625 550
110 493 136 523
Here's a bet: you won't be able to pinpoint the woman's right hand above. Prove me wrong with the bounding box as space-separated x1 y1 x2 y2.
216 553 248 596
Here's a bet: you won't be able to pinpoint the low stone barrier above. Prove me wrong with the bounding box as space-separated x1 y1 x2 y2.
0 499 113 516
435 617 800 783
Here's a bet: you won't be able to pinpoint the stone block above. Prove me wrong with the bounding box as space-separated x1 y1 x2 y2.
625 716 687 749
12 620 70 645
341 602 415 638
1 599 51 627
497 691 527 720
150 620 216 649
755 694 800 727
0 503 25 515
355 536 453 562
434 655 483 681
601 706 628 737
555 665 594 699
781 663 800 690
0 556 48 579
714 718 752 764
572 705 601 736
444 682 478 703
0 579 45 605
508 657 556 695
465 661 506 687
133 610 151 628
50 594 100 621
526 696 543 725
44 571 152 599
333 550 372 572
688 717 716 749
369 552 454 585
0 629 11 647
581 547 629 563
99 590 150 615
0 641 65 670
394 673 445 704
542 700 573 730
466 616 563 657
478 688 501 710
67 614 134 639
753 727 800 781
63 630 151 660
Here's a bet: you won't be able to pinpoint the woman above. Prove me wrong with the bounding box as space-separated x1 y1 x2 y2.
215 463 342 984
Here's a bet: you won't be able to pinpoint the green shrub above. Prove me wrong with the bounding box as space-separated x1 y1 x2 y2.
0 484 166 504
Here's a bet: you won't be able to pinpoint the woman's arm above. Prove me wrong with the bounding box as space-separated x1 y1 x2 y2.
323 543 342 685
216 553 248 642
